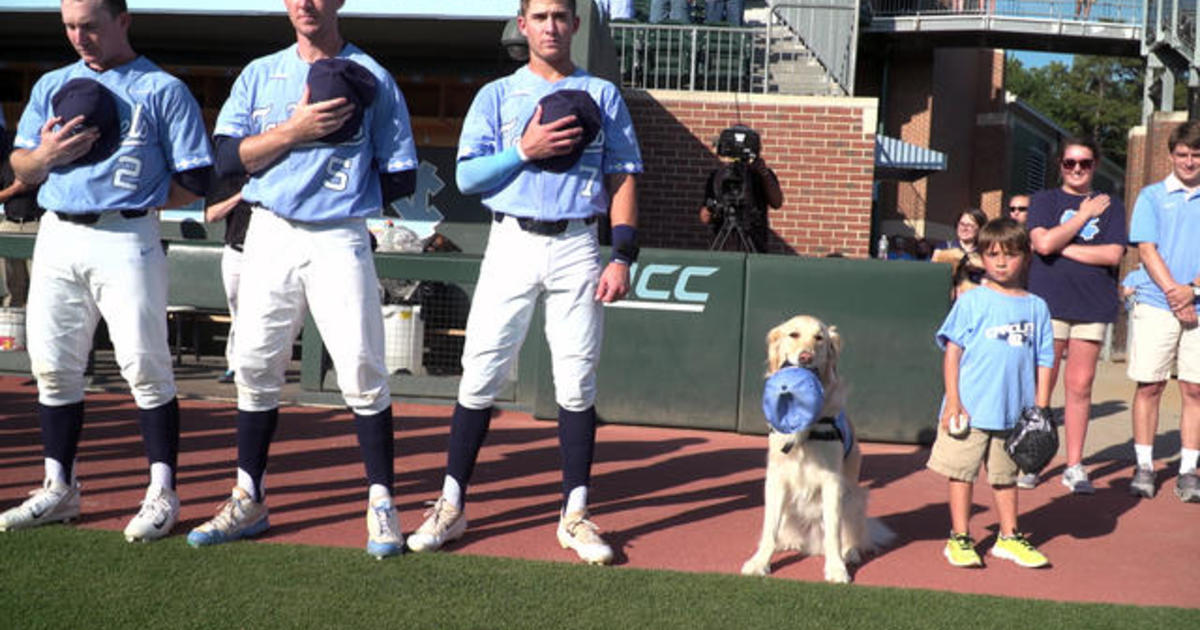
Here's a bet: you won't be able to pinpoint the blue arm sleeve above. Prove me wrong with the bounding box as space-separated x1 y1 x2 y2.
456 146 525 195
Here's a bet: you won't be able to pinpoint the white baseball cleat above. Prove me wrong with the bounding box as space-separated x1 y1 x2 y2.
365 496 404 559
407 496 466 553
187 486 269 547
557 509 613 565
124 485 180 542
0 478 80 532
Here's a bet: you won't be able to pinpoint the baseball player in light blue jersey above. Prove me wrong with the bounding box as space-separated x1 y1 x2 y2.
187 0 417 559
408 0 641 565
0 0 212 543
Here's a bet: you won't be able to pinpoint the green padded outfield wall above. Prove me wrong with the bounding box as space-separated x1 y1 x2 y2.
532 249 747 431
737 255 951 444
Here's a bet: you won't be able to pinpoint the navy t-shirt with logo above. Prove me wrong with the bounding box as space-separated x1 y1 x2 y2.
1027 187 1126 323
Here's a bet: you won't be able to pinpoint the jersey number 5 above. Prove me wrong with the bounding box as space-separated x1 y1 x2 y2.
324 156 353 191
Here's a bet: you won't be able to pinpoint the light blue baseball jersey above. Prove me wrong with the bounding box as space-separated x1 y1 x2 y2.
1125 174 1200 312
457 66 642 221
15 57 212 213
936 286 1054 431
215 43 417 223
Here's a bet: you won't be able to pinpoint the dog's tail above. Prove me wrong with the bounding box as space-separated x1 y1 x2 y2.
866 517 897 551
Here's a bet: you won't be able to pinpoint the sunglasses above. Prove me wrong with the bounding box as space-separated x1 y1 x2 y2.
1061 158 1094 171
1009 205 1028 212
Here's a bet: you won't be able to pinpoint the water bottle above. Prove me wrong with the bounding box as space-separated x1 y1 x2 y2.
877 234 889 259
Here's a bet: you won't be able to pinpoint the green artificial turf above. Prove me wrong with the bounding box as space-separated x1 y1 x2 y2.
0 526 1194 629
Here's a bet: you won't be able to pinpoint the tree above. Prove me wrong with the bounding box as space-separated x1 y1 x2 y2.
1005 54 1144 167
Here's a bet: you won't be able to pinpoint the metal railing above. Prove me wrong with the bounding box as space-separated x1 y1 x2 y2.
610 22 763 92
769 2 859 95
867 0 1143 21
1145 0 1198 61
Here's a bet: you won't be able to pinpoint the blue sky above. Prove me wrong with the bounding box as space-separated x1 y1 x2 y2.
1010 50 1072 68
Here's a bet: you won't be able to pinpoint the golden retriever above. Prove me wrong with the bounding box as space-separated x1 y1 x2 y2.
741 315 894 583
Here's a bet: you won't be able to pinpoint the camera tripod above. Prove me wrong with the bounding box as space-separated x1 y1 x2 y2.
709 209 760 253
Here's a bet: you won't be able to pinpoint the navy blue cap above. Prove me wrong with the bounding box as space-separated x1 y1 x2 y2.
530 89 602 173
762 366 826 435
51 78 120 165
306 58 378 144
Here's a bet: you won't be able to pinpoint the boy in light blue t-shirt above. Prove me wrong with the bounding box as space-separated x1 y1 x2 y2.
927 218 1056 569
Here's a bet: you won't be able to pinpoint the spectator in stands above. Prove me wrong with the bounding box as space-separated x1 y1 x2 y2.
1025 137 1126 494
1123 121 1200 503
594 0 635 21
931 208 987 299
0 119 44 309
705 0 743 25
203 175 251 384
650 0 690 23
1007 193 1030 226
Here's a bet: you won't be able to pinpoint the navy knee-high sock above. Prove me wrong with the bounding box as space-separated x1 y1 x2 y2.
446 403 493 494
354 406 394 493
558 406 597 504
236 408 278 502
39 401 85 483
137 398 180 489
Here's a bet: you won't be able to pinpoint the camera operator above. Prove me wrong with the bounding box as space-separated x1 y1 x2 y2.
698 125 783 253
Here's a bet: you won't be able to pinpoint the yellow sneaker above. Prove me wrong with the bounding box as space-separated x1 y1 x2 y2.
990 533 1049 568
943 532 982 567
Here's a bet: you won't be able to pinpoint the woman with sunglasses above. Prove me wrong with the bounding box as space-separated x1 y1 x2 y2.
1024 138 1127 493
932 208 988 298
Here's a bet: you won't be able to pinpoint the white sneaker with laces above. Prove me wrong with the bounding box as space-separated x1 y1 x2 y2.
1016 472 1039 489
407 496 466 553
0 478 80 531
366 496 403 559
1061 464 1095 495
557 509 613 565
187 486 269 547
124 485 180 542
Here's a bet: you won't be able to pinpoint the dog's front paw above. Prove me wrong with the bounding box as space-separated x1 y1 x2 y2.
741 557 771 576
823 559 851 584
842 547 862 565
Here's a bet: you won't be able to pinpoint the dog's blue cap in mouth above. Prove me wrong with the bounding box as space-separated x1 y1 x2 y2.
762 366 825 435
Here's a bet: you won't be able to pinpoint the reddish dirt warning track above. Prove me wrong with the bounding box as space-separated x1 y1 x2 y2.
0 376 1195 609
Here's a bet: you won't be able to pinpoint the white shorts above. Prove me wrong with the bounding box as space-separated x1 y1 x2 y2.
457 216 602 411
233 208 389 414
1127 302 1200 384
26 211 175 408
1051 319 1106 342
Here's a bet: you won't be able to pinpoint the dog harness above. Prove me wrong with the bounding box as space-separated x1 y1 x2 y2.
807 412 854 458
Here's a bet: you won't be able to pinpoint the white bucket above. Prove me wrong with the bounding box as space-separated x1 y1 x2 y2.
382 304 425 375
0 307 26 352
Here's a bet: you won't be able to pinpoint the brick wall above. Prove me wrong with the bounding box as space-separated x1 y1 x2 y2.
625 90 878 257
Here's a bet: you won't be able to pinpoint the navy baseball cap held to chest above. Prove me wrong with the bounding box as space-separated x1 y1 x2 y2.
531 89 603 173
306 58 377 144
51 78 121 166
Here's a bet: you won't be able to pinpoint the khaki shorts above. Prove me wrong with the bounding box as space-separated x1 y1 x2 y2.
1127 302 1200 384
927 424 1018 485
1051 319 1107 342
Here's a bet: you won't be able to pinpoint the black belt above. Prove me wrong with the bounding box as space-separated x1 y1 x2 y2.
494 212 596 236
54 209 149 225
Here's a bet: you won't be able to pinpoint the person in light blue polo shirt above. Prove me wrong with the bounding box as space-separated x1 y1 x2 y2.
1124 120 1200 503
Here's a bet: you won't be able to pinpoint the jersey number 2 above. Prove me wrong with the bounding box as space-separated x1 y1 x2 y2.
112 156 142 191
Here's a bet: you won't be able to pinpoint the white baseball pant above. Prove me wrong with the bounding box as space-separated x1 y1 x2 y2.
220 244 243 368
457 217 602 412
26 211 176 408
233 208 390 414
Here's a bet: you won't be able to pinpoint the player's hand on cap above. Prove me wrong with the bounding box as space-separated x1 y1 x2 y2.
37 115 100 169
519 104 582 161
594 261 630 304
283 86 356 144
